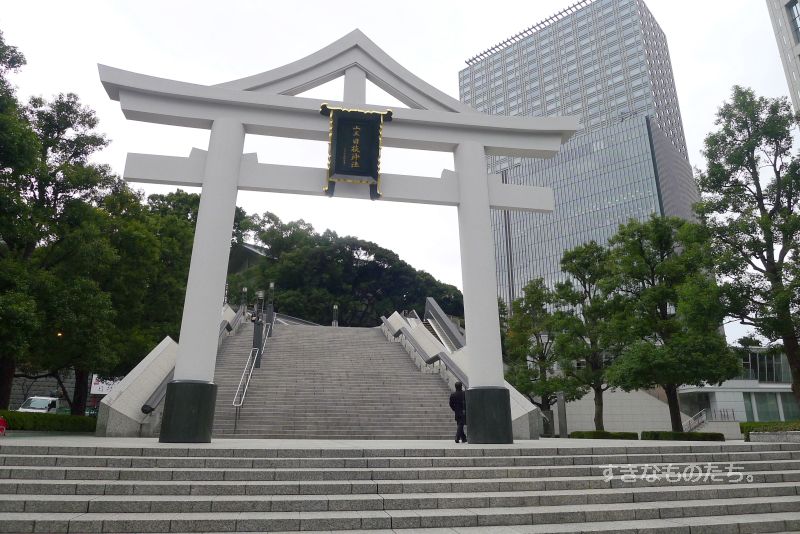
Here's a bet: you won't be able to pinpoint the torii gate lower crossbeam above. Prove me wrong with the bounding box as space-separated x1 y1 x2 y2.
99 30 579 444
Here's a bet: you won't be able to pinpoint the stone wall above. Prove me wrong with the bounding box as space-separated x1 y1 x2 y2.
9 371 79 410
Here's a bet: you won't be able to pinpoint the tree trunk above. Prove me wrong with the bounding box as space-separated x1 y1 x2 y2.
663 384 683 432
537 397 555 437
766 269 800 404
781 328 800 405
593 385 605 431
71 369 89 416
0 356 15 410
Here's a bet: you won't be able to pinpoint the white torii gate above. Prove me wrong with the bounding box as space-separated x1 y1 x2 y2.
100 30 579 444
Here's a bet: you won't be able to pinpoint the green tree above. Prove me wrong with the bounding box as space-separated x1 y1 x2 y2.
0 258 39 408
695 86 800 404
29 272 116 414
554 241 618 431
230 212 463 326
505 278 580 417
497 297 509 360
0 29 38 178
604 216 740 432
0 31 42 407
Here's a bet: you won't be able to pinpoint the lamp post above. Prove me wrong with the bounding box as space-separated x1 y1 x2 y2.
253 289 265 368
332 303 338 328
256 290 265 320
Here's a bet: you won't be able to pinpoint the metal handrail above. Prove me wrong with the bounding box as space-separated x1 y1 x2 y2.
683 409 707 432
381 316 469 387
232 321 271 431
141 369 173 415
424 297 465 350
707 408 736 422
274 313 319 326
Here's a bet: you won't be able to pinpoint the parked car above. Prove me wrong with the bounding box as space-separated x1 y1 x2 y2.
17 396 60 413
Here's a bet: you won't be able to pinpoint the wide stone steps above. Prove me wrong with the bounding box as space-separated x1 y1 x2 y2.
212 422 454 431
213 324 454 439
5 460 800 483
2 441 800 532
5 449 792 468
4 483 800 513
6 470 800 498
5 497 800 532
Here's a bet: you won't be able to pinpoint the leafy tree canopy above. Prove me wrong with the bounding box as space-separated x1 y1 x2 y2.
695 85 800 403
227 212 463 326
553 240 619 431
604 216 739 431
504 278 582 414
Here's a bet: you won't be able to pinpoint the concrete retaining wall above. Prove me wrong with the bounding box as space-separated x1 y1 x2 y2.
750 431 800 443
95 337 177 437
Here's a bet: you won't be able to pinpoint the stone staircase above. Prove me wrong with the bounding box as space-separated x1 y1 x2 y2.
212 319 256 435
212 324 455 439
2 441 800 532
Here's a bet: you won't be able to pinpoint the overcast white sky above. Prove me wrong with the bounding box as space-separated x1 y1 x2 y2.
2 0 788 341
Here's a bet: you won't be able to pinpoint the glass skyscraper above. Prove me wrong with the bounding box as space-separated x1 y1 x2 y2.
459 0 697 304
766 0 800 111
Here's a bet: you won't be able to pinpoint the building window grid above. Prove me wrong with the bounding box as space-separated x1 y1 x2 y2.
740 352 792 383
464 0 690 297
788 1 800 43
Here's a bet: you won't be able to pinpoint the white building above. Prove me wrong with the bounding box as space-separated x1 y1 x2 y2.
680 347 800 423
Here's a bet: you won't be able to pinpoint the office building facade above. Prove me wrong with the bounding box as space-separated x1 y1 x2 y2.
459 0 697 302
681 347 800 424
766 0 800 111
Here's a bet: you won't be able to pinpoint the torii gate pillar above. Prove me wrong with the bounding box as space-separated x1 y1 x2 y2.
159 119 245 442
454 141 512 443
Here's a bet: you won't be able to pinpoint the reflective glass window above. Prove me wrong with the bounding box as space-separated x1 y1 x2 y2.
755 393 781 422
780 393 800 420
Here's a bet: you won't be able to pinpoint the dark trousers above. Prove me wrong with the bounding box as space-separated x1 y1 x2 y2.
455 413 466 442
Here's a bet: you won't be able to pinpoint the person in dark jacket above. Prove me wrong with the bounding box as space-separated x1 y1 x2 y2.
449 382 467 443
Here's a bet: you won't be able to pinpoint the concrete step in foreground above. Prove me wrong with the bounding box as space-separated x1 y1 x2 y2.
1 441 800 533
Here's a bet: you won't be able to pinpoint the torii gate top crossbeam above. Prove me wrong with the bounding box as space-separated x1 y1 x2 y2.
99 65 579 158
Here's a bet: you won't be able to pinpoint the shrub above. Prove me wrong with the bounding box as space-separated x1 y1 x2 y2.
0 410 96 433
740 421 800 442
569 430 638 440
640 430 724 441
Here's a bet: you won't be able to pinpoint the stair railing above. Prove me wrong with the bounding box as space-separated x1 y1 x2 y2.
683 408 707 432
424 297 466 350
381 316 469 387
708 408 736 422
232 321 271 432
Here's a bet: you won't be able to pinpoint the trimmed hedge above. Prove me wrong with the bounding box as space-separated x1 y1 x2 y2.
640 430 724 441
569 430 638 440
740 420 800 442
0 410 96 433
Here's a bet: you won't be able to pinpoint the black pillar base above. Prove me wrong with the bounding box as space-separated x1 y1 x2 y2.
466 387 513 444
159 380 218 443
